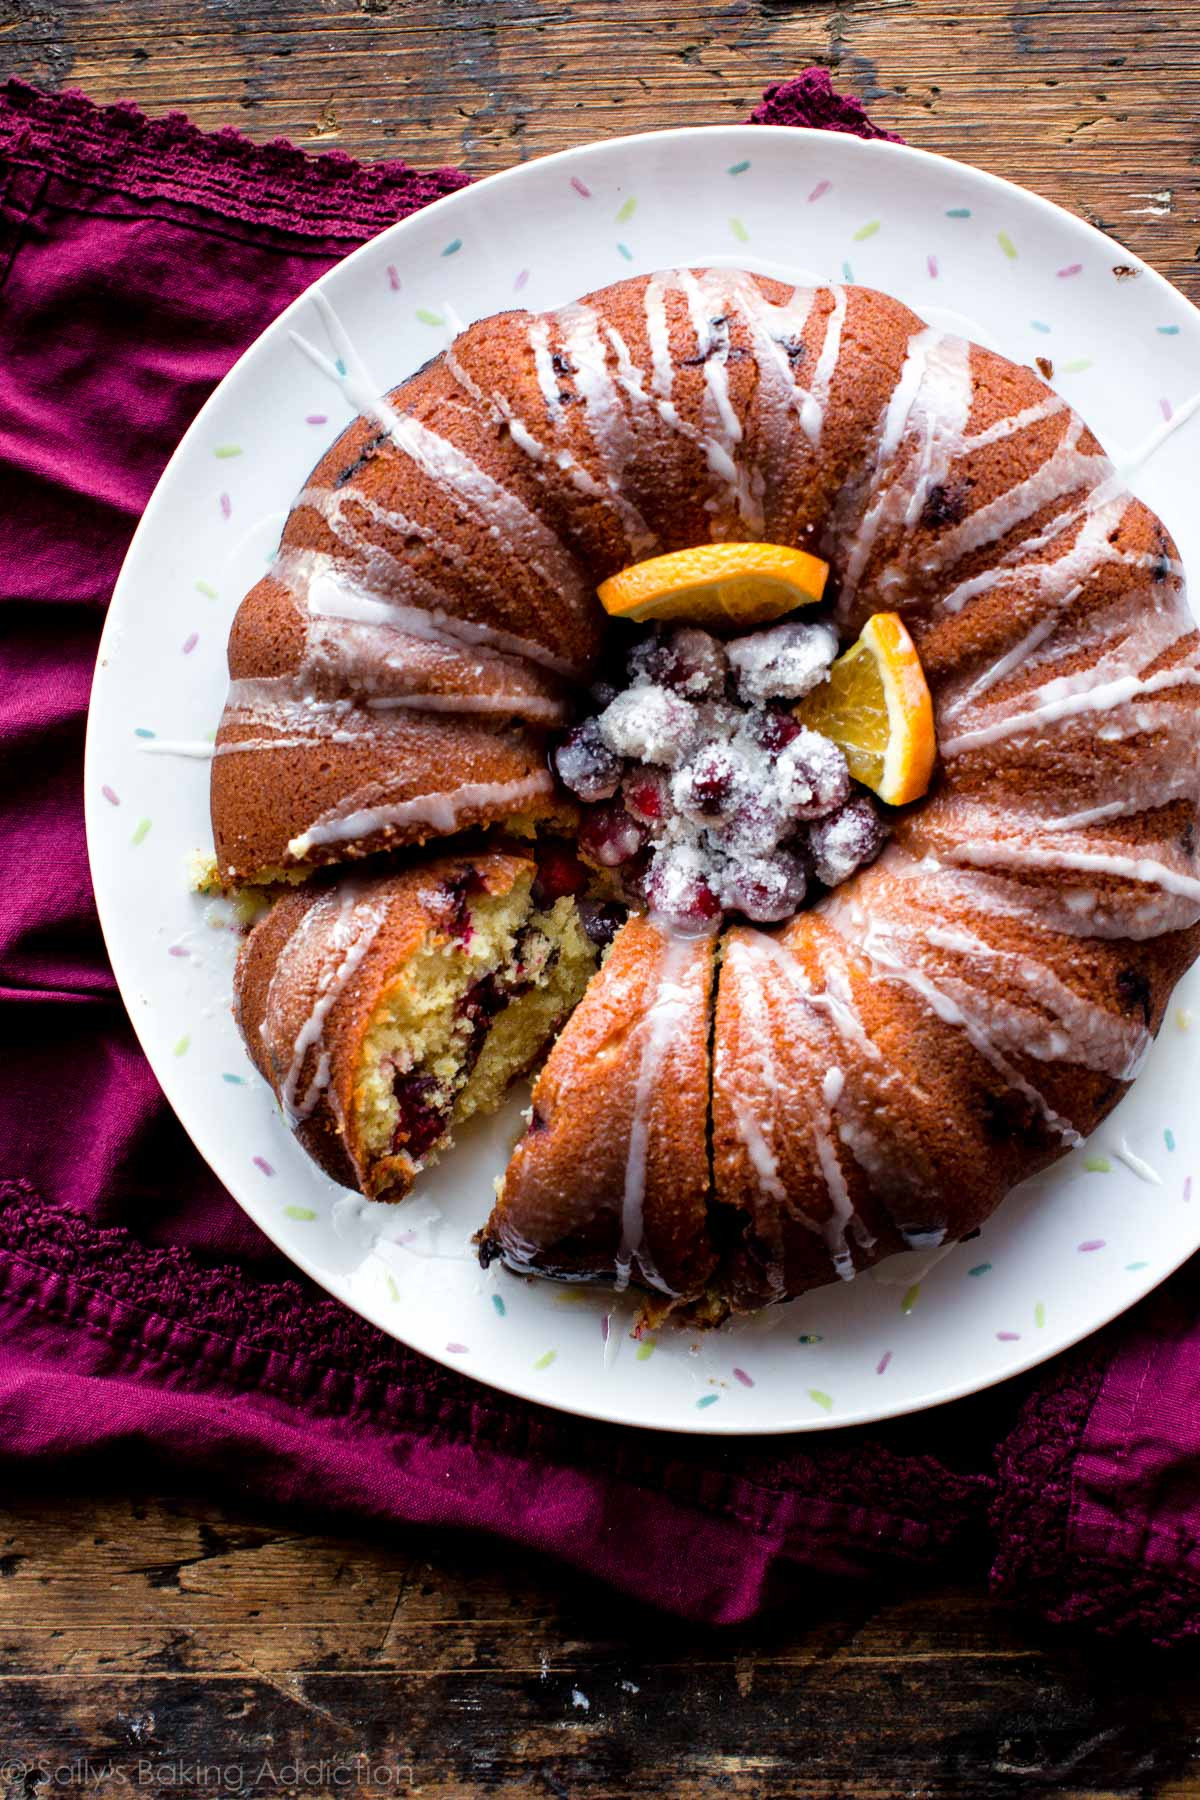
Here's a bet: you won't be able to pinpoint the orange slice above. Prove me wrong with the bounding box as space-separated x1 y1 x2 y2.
793 612 936 805
596 542 829 628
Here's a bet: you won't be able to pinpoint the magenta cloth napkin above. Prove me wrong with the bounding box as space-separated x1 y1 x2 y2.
2 69 1199 1640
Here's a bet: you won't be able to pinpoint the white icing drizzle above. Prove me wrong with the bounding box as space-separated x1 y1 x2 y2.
947 840 1200 907
799 285 848 445
287 771 554 859
941 664 1200 757
264 885 389 1124
616 934 697 1293
291 292 590 608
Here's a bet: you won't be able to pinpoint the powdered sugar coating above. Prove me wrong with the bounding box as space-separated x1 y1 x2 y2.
555 623 889 933
726 620 839 703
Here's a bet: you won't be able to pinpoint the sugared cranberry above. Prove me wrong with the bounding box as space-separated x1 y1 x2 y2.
577 898 627 949
777 729 851 821
643 846 722 935
553 717 623 803
623 769 670 824
672 742 741 821
808 796 888 888
718 850 807 923
597 684 698 766
727 620 838 704
533 842 589 904
725 795 787 857
745 707 803 755
577 800 649 867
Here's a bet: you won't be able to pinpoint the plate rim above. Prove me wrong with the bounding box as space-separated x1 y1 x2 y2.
85 120 1200 1435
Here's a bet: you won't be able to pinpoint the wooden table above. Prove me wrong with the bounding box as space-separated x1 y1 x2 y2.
6 2 1200 1791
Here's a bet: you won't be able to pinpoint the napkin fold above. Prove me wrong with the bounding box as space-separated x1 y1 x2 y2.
2 68 1199 1640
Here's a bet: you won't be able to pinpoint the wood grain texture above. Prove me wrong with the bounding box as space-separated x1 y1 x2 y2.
0 1489 1196 1796
5 0 1200 294
4 2 1200 1788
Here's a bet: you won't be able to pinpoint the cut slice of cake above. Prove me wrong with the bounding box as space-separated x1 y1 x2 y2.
234 852 598 1201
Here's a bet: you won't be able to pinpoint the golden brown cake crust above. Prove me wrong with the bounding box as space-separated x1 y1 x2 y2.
483 915 716 1303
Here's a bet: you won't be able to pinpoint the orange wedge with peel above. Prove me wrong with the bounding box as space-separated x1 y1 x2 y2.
794 611 936 806
597 542 829 628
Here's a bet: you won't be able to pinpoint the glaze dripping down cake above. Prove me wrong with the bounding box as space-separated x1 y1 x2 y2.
218 268 1200 1320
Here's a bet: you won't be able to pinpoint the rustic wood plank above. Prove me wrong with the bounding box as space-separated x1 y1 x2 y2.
6 0 1199 294
0 1491 1193 1794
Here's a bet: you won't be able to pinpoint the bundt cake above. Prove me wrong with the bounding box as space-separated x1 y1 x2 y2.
234 852 597 1200
218 266 1200 1319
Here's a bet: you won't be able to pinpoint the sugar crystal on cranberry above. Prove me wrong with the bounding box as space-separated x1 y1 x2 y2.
808 796 888 888
726 620 838 704
597 684 698 766
553 716 623 802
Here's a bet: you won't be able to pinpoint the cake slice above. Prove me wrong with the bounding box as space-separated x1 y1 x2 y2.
481 914 718 1305
235 853 597 1200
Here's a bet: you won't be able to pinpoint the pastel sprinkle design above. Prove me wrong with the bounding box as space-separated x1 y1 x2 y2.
491 1293 506 1318
807 1388 833 1413
876 1351 893 1375
729 216 749 244
1157 325 1181 335
416 308 445 327
997 1331 1020 1342
1175 1007 1193 1031
808 179 832 203
222 1073 246 1085
728 160 751 177
1031 320 1051 334
927 254 939 279
181 632 198 656
168 944 189 959
533 1349 557 1371
1078 1239 1106 1253
900 1283 920 1315
635 1337 657 1362
1127 1260 1149 1271
251 1157 274 1178
134 727 156 739
1057 262 1084 279
1186 1176 1194 1204
853 219 881 242
732 1367 754 1388
131 817 152 846
1160 398 1174 422
997 231 1018 261
219 493 231 520
284 1204 316 1222
696 1393 719 1410
1034 1301 1046 1329
842 260 854 282
334 358 346 376
1060 357 1093 374
172 1034 190 1057
441 238 462 257
617 243 633 262
386 265 401 291
514 268 530 291
213 445 242 460
386 1274 400 1302
305 413 328 426
968 1263 992 1278
946 206 971 218
101 785 120 807
195 579 218 599
570 177 592 199
616 195 637 222
1084 1155 1111 1173
447 1342 469 1355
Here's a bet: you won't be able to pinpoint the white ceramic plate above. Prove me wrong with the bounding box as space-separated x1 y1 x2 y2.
86 124 1200 1435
